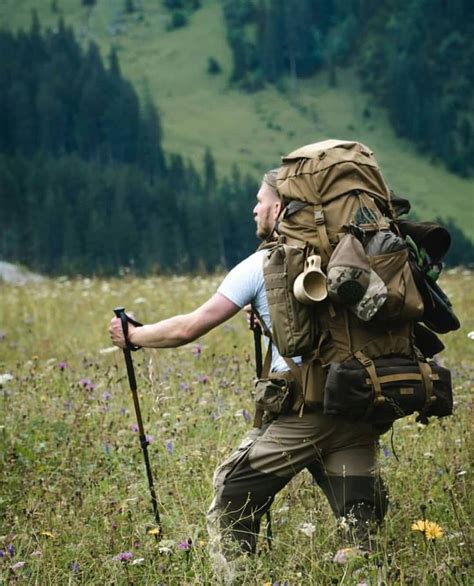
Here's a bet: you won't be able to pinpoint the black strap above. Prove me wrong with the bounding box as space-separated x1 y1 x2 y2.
114 307 143 352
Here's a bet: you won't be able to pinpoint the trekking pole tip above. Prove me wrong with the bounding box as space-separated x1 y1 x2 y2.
114 307 125 318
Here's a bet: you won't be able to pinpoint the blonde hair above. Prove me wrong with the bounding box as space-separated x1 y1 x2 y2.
262 168 280 196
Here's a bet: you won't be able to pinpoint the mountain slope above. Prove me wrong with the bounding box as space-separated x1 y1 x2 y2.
1 0 472 235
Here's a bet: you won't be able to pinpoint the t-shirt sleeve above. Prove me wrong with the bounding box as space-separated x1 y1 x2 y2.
217 251 264 308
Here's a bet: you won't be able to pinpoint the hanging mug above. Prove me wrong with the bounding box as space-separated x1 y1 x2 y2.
293 255 327 305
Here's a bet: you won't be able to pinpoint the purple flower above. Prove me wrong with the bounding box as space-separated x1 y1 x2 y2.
8 544 14 557
58 361 68 371
102 390 112 401
197 374 209 384
79 378 95 391
242 409 252 423
192 344 202 358
180 382 190 391
70 561 80 573
383 446 391 458
104 442 111 454
146 435 155 444
11 561 25 571
113 551 133 562
178 539 192 550
165 439 173 455
0 550 5 558
130 424 139 432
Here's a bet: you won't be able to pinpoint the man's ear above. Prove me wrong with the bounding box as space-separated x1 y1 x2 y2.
273 199 283 220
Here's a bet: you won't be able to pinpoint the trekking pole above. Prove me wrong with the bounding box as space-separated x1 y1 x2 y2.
113 307 161 538
250 310 273 549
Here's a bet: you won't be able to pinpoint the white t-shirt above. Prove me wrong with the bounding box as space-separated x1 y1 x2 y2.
217 250 301 373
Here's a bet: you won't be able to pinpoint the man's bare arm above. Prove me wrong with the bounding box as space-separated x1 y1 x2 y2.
109 293 240 349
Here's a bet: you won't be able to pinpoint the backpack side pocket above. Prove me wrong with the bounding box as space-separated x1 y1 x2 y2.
263 244 315 357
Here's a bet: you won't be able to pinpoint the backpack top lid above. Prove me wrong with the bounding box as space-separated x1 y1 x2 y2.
281 139 372 162
277 139 392 209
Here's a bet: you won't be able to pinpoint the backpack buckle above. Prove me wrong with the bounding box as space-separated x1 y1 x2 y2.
314 210 325 225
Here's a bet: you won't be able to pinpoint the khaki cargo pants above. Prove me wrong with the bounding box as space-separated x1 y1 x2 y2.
207 410 387 574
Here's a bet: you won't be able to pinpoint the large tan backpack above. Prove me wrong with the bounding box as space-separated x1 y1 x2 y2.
259 140 446 423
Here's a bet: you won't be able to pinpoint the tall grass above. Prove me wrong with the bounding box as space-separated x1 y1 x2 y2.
0 270 472 584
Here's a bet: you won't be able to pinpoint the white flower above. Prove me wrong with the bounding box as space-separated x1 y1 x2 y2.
338 516 350 531
299 522 316 537
99 346 119 354
0 373 13 385
467 331 474 340
132 557 145 565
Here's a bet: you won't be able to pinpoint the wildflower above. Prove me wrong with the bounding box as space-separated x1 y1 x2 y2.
425 523 444 540
102 390 112 401
178 538 192 550
70 561 80 573
132 557 145 565
411 520 444 540
197 374 209 384
147 527 160 536
180 382 190 391
31 550 43 557
242 409 252 423
130 424 139 432
7 544 14 557
192 344 201 358
165 439 173 455
40 531 54 538
0 550 4 558
0 373 13 385
58 361 68 371
10 561 25 571
79 378 95 391
104 442 111 455
382 446 390 458
299 522 316 537
333 547 365 564
467 331 474 340
158 540 175 554
113 551 133 562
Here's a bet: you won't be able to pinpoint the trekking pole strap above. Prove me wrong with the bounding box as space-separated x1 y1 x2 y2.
114 307 143 352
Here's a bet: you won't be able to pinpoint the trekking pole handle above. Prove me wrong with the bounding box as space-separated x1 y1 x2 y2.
114 307 142 351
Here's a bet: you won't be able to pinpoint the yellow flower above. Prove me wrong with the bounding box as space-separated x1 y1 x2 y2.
425 521 443 540
411 519 428 533
411 519 443 540
40 531 54 538
147 527 160 535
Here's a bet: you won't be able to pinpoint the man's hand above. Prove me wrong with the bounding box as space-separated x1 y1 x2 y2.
109 316 136 349
243 304 261 331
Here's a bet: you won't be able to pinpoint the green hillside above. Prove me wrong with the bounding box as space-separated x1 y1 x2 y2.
1 0 473 235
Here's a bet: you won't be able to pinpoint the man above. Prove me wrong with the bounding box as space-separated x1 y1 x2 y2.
109 169 387 579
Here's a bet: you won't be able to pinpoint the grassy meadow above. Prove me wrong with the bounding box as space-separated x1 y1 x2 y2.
1 0 473 236
0 270 472 584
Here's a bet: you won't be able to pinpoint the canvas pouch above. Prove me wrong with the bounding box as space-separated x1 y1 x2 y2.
323 356 452 426
254 377 293 415
263 243 316 357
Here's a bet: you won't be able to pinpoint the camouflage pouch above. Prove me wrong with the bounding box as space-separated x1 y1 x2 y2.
254 378 293 415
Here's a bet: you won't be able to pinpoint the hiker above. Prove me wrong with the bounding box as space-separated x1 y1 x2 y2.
108 167 388 576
